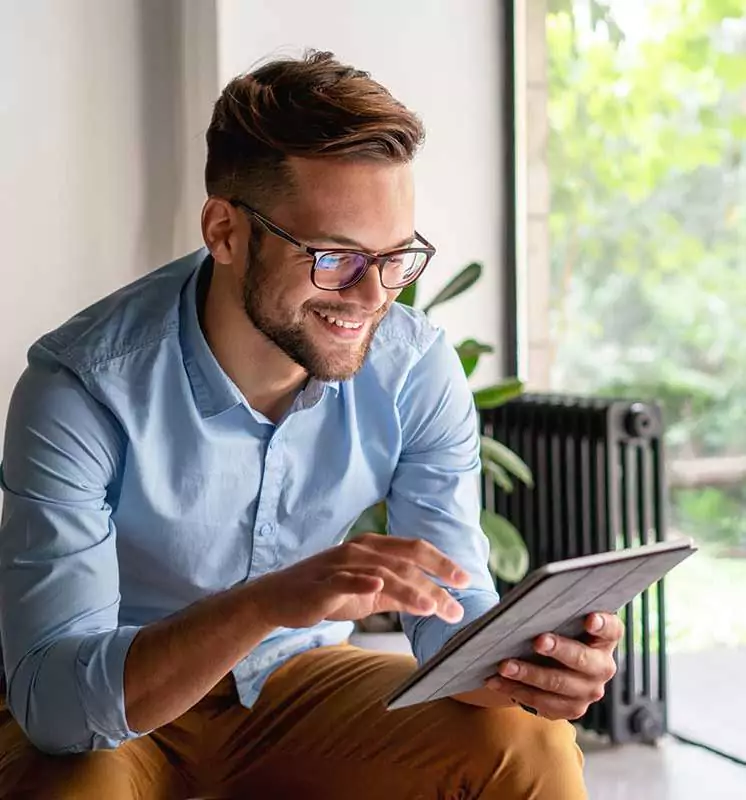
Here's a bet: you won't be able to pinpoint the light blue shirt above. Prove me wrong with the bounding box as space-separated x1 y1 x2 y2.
0 249 498 754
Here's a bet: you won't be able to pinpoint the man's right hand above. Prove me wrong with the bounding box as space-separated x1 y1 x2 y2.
245 533 472 630
125 533 470 733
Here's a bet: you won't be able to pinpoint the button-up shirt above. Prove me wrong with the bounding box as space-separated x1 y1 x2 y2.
0 249 498 754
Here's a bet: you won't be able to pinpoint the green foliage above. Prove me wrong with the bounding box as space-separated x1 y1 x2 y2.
482 458 514 493
421 262 482 314
481 510 530 584
672 487 746 549
456 339 494 378
480 436 534 489
350 263 533 584
546 0 746 547
473 378 524 410
350 501 388 538
396 282 417 309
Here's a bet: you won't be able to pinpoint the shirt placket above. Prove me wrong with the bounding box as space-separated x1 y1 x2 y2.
246 383 328 578
248 426 286 577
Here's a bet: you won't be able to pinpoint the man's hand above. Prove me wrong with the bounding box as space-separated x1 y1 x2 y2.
245 533 471 630
125 534 469 734
462 613 623 720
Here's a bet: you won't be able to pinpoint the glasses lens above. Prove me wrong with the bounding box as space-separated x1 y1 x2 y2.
381 252 428 288
314 252 369 289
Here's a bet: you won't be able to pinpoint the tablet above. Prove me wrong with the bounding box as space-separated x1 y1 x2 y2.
385 538 696 710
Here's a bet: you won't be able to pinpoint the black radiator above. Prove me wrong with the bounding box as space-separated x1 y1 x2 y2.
480 395 669 744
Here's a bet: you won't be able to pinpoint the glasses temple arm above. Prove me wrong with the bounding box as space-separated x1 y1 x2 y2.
414 230 435 250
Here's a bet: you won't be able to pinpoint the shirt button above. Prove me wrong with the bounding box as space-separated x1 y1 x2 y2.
259 523 275 537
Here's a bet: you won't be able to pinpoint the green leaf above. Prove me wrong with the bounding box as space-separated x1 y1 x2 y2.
396 282 418 308
472 378 524 410
606 18 625 46
482 459 514 493
456 338 494 378
481 436 534 487
347 501 387 538
422 262 482 314
481 509 529 584
589 0 608 30
457 339 495 358
730 114 746 139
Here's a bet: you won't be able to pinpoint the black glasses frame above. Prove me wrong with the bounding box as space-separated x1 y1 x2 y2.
230 199 436 291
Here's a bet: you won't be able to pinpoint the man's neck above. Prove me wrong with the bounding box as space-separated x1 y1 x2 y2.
201 264 308 424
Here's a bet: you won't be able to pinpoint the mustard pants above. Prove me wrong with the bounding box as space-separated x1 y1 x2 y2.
0 645 587 799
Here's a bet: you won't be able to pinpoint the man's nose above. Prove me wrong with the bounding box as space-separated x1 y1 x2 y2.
342 262 389 311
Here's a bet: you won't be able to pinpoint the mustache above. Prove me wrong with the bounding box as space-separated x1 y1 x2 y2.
306 302 389 319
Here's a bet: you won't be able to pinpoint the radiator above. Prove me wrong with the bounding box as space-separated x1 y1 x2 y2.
480 395 669 744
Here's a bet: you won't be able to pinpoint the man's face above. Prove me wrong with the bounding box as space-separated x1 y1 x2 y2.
241 157 415 381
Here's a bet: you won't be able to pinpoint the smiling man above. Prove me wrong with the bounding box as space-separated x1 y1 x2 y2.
0 52 620 799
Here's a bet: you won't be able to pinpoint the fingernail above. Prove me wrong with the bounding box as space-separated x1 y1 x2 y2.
446 601 463 621
501 661 519 677
538 634 556 654
453 568 470 584
589 614 604 633
488 677 503 690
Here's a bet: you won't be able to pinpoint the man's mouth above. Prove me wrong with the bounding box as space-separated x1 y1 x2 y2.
311 309 371 342
313 310 366 332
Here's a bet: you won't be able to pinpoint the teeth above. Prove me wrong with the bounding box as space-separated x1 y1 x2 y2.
318 312 363 330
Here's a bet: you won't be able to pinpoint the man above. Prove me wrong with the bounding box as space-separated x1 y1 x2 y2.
0 51 620 798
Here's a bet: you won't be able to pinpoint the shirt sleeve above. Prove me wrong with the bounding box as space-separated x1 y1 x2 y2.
0 356 142 753
387 330 500 666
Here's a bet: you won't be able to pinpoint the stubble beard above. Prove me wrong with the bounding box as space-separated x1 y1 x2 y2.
242 243 388 382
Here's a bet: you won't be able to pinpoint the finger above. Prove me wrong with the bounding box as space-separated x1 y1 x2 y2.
353 534 471 588
531 634 615 679
329 571 384 595
334 548 463 622
584 612 625 645
494 659 604 701
485 677 590 722
347 565 464 623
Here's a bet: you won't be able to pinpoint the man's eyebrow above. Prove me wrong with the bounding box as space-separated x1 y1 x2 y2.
309 232 416 251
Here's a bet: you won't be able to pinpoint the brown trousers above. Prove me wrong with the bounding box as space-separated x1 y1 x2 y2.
0 645 586 799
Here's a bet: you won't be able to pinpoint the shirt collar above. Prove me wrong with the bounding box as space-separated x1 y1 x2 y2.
179 252 339 420
180 253 243 419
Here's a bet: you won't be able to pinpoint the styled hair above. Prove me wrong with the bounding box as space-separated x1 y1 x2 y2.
204 50 425 207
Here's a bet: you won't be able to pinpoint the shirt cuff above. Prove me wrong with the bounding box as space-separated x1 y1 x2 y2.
9 625 142 754
401 588 499 666
76 625 144 748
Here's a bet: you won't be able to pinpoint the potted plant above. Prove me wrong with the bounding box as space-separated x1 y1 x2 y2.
351 262 534 631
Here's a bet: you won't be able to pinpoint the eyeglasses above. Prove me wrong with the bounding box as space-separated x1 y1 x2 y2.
230 199 436 292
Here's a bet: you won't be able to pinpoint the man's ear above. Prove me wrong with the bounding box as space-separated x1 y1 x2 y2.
202 197 244 266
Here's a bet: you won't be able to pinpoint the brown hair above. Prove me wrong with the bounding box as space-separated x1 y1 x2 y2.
204 50 425 207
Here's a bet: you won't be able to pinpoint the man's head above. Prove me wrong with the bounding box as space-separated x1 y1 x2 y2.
201 51 429 381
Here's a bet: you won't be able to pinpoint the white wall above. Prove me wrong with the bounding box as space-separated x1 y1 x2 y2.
0 0 504 468
216 0 505 384
0 0 216 456
1 1 146 443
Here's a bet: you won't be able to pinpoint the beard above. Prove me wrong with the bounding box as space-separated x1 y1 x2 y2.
242 239 389 382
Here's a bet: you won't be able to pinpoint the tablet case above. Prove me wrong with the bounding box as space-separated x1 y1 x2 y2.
386 539 696 710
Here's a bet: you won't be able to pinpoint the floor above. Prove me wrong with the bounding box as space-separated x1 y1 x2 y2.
667 648 746 762
585 647 746 797
581 733 746 799
350 632 746 799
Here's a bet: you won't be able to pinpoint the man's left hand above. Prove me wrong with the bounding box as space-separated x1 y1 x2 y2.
482 612 623 720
